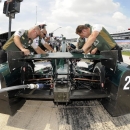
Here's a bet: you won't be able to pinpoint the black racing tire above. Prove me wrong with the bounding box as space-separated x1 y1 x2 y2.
20 62 34 84
92 62 105 89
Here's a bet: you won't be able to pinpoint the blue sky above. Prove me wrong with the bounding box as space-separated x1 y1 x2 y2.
0 0 130 38
113 0 130 17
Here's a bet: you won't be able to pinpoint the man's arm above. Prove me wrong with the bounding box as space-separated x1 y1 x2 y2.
34 46 46 54
43 43 54 52
82 31 99 54
31 41 46 54
14 35 30 55
41 38 54 52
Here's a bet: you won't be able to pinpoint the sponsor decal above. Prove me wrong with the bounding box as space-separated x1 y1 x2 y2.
123 76 130 90
93 39 99 46
22 36 25 40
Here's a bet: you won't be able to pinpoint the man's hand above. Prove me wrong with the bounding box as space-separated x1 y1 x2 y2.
90 48 98 54
70 49 84 53
21 48 30 55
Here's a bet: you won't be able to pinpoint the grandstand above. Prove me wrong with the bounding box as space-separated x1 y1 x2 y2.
111 30 130 50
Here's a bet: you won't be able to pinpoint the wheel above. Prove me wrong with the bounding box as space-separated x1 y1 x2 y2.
20 62 34 84
92 62 105 89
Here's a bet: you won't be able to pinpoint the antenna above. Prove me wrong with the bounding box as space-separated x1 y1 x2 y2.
51 27 62 33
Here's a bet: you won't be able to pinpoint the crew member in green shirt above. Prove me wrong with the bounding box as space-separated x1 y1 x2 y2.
2 26 46 55
71 24 123 62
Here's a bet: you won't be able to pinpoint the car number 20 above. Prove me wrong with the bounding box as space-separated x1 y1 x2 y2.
123 76 130 90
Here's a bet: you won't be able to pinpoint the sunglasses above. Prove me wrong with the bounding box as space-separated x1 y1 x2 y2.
41 31 46 36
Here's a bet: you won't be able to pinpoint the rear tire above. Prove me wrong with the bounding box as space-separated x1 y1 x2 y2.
92 62 105 89
20 62 34 84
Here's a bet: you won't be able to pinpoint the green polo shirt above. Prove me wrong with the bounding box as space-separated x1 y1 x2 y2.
2 30 35 53
89 26 117 51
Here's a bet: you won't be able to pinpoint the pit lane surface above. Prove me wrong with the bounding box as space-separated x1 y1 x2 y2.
0 56 130 130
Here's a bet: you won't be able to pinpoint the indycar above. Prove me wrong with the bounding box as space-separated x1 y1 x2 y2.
0 50 130 117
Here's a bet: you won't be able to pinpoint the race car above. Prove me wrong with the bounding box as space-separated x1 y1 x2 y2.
0 50 130 117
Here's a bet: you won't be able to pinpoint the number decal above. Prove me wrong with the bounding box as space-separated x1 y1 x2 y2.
123 76 130 90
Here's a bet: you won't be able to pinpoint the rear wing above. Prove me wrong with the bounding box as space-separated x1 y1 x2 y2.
6 51 118 72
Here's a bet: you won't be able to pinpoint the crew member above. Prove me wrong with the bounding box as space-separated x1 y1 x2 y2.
2 26 46 55
33 28 54 53
72 24 123 62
